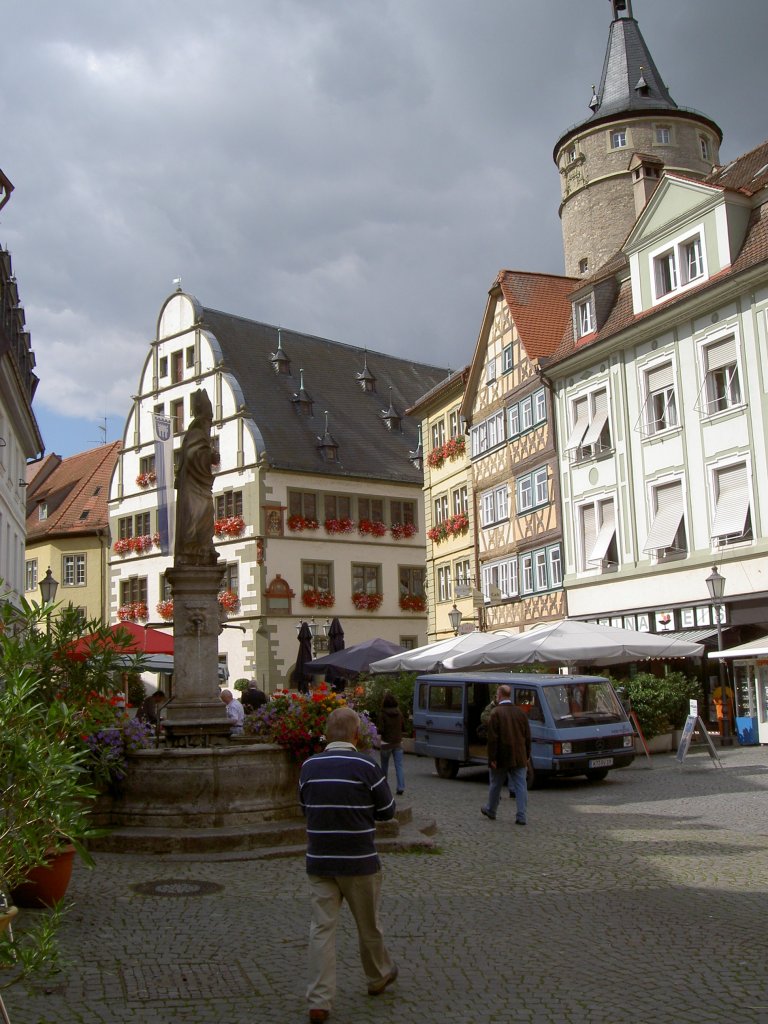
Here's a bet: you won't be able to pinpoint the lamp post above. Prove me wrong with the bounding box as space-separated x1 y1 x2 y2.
705 564 731 746
448 603 463 636
39 567 59 634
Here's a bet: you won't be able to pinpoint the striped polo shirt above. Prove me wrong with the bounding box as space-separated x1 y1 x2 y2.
299 742 396 876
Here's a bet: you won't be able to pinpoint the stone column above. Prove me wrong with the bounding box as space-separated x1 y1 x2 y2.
163 563 232 745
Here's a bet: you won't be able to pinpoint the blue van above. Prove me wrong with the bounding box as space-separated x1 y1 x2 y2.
413 672 635 784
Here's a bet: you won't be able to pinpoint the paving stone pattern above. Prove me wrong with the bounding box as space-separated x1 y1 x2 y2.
6 745 768 1024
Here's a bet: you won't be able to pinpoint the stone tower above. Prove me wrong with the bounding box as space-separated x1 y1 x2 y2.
554 0 723 279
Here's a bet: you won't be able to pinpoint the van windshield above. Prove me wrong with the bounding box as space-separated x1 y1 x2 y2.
542 681 625 728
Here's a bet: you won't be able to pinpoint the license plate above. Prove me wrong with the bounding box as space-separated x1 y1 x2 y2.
589 757 613 769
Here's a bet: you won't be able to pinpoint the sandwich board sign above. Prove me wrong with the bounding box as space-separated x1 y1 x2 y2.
675 715 722 767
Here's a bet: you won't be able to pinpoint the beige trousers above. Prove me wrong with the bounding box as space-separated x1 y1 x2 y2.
306 871 394 1010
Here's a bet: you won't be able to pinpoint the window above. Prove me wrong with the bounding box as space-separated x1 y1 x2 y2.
434 494 449 524
481 557 518 601
579 498 618 571
159 356 168 377
223 562 239 596
160 573 173 600
519 397 533 432
700 135 711 161
481 484 508 527
303 561 332 594
533 389 547 424
216 490 243 518
566 389 612 461
171 350 184 383
502 345 514 373
289 491 317 520
644 479 686 559
471 411 505 456
521 553 534 594
118 515 133 540
449 409 460 437
25 559 37 592
38 502 48 521
62 554 86 587
390 499 415 526
139 454 156 476
517 468 548 513
651 228 707 301
431 420 446 450
437 565 452 602
452 486 468 516
486 358 496 384
352 563 380 595
578 257 589 275
533 467 548 506
655 124 671 144
534 550 548 590
171 398 184 435
400 636 417 650
135 512 151 537
358 497 384 522
611 128 627 149
323 494 351 521
702 337 741 415
507 404 520 438
518 475 533 512
711 463 752 546
185 345 195 368
576 297 595 337
399 567 425 599
643 362 677 435
120 576 147 605
454 559 471 591
548 545 563 588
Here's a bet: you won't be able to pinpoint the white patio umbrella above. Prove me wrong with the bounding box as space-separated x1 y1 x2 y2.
441 619 705 671
369 630 517 674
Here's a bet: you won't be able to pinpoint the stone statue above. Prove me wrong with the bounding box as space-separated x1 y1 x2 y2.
174 388 218 566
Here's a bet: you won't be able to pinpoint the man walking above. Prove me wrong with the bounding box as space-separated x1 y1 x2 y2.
481 683 531 825
299 706 398 1022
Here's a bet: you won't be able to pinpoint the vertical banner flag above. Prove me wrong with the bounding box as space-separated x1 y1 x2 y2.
153 414 174 555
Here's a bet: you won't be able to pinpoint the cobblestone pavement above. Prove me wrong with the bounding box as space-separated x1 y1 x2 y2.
5 743 768 1024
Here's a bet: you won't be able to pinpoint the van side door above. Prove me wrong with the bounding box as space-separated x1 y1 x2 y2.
413 680 467 761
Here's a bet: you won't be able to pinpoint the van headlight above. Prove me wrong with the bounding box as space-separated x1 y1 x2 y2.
554 741 572 755
623 734 634 748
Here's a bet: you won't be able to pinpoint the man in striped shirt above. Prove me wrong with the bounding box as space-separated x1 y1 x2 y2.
299 706 398 1022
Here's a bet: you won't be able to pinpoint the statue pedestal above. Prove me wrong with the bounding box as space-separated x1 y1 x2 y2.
164 563 231 746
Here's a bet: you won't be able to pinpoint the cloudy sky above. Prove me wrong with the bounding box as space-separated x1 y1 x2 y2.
2 0 765 458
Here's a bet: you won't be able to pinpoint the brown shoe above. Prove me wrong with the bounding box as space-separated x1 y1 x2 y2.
368 962 398 996
309 1010 330 1022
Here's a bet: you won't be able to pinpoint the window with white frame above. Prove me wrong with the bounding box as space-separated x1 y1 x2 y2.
437 564 453 602
534 550 548 590
579 497 618 571
516 467 548 513
507 404 520 438
434 494 449 524
642 361 678 435
481 557 518 601
521 553 534 593
25 559 37 592
517 475 533 513
655 124 671 144
699 135 711 161
449 409 460 437
486 357 496 384
502 345 514 373
454 559 471 591
710 462 752 546
471 410 505 456
565 389 612 461
481 484 508 527
548 545 563 587
62 554 86 587
651 227 707 302
452 486 468 516
701 336 741 415
611 128 627 149
533 389 547 424
431 419 446 450
644 479 686 559
520 396 533 431
576 296 596 337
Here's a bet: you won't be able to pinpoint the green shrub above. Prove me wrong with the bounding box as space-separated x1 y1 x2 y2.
356 673 416 735
126 673 146 707
615 671 702 739
233 677 250 693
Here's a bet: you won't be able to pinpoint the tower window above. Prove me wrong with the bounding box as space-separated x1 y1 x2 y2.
700 136 711 161
578 258 589 275
610 129 627 150
655 125 671 145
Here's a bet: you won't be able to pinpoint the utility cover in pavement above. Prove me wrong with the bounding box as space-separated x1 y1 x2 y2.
130 879 224 897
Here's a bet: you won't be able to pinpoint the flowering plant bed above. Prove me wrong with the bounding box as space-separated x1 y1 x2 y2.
242 685 379 763
399 593 426 612
288 514 319 532
352 591 383 612
156 599 174 621
302 589 335 609
217 589 241 614
135 471 157 488
324 517 355 534
214 515 245 538
358 518 387 537
117 602 149 623
113 533 160 556
390 522 417 540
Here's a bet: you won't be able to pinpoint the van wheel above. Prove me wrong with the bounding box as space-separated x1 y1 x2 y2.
435 758 459 779
527 766 542 789
585 768 609 782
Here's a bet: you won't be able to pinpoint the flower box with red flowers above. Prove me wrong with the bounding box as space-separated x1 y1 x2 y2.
427 435 466 470
324 517 355 534
390 522 417 540
113 534 160 556
117 602 149 623
358 519 387 537
446 513 469 535
214 515 245 538
399 593 426 612
352 591 383 611
217 589 241 614
427 523 448 544
156 599 174 621
302 588 335 609
427 448 445 469
287 514 319 532
136 471 157 488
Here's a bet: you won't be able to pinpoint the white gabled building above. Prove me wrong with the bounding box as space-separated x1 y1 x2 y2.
109 289 451 688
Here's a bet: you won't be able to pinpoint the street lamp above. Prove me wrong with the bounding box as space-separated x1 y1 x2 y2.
448 603 463 636
40 567 59 634
705 564 731 746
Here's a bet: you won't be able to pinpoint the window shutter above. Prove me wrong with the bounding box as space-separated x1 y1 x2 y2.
647 362 674 393
711 464 749 538
644 481 684 551
581 505 597 565
582 391 609 447
565 399 590 451
589 501 616 562
705 337 736 371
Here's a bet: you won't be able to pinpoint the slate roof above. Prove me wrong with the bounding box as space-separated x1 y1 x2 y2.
201 308 452 483
26 441 121 540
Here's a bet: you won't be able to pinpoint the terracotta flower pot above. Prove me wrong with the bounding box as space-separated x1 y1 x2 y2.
10 845 76 908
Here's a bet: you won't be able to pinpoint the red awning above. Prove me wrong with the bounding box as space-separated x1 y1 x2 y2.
66 622 174 660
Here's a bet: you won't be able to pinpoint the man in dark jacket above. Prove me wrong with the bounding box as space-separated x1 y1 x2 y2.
299 707 398 1022
481 683 532 825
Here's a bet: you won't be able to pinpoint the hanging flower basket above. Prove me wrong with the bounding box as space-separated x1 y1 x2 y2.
390 522 417 540
399 594 426 612
117 602 149 623
288 514 319 532
358 519 387 537
218 589 241 614
352 591 383 612
302 589 335 609
324 517 355 534
136 471 157 488
215 515 245 538
156 599 174 621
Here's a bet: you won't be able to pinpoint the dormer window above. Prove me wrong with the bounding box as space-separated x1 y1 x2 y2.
270 329 291 375
356 354 377 392
380 388 402 431
291 369 314 416
38 501 48 521
317 411 340 462
575 296 596 338
651 227 707 302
